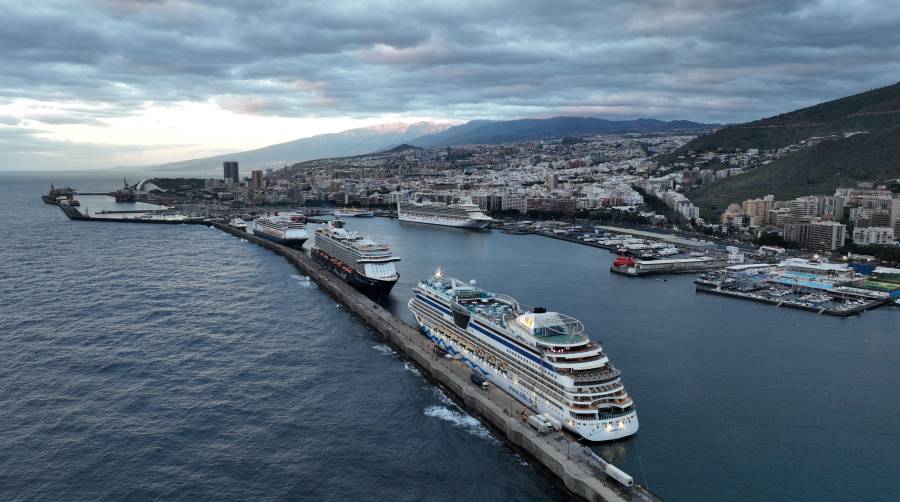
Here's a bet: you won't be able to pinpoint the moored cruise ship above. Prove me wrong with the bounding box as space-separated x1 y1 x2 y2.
249 212 308 249
313 220 400 299
397 198 493 228
408 271 638 441
335 207 374 218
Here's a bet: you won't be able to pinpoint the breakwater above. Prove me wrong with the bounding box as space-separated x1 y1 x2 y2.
45 196 659 501
211 221 660 502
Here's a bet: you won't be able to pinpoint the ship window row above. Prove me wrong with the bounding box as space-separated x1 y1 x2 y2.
401 206 471 217
316 238 364 271
415 304 568 408
417 303 565 404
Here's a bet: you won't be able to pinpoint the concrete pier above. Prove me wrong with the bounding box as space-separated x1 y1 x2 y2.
44 193 661 501
211 221 660 502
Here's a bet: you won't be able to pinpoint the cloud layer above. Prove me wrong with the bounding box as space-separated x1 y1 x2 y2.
2 0 900 168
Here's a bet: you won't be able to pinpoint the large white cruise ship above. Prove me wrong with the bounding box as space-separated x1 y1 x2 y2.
397 198 493 228
313 220 400 299
408 271 638 441
249 212 309 249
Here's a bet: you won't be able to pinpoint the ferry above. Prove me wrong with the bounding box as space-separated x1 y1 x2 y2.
408 270 638 441
229 217 248 230
249 212 308 249
313 220 400 299
397 198 493 228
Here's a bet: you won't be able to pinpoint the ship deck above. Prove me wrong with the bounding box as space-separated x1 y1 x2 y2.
458 297 515 327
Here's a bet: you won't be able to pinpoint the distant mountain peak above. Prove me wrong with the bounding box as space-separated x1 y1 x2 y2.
134 121 454 175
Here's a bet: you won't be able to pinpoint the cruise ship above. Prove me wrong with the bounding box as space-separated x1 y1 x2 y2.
397 198 493 228
335 207 374 218
408 271 638 441
313 220 400 299
249 212 308 249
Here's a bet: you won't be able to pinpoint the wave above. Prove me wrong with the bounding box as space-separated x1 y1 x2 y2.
371 344 396 356
290 274 315 288
431 387 456 407
403 362 421 376
423 406 497 442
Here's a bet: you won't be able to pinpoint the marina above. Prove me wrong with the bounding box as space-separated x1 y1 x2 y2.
695 259 896 316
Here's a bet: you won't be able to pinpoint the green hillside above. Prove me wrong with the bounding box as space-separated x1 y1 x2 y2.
661 82 900 217
689 127 900 218
662 82 900 158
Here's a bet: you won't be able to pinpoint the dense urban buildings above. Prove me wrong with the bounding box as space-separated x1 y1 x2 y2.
170 131 900 257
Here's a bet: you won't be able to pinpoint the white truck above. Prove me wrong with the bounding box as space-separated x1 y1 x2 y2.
526 415 551 434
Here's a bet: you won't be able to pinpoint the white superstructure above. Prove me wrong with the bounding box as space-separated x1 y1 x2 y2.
397 198 493 228
335 208 375 218
408 272 638 441
249 212 309 248
314 220 400 281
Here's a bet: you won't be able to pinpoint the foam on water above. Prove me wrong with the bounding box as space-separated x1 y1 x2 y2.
424 405 497 442
431 387 456 407
371 344 396 356
403 362 422 376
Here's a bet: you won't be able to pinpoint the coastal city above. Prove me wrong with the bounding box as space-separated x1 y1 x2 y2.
7 3 900 502
45 128 900 322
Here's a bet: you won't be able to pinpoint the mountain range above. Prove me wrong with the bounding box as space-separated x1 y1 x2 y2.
140 122 453 175
407 117 718 148
678 82 900 215
137 117 719 175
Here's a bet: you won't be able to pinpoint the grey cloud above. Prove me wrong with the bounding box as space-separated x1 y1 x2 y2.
1 0 899 127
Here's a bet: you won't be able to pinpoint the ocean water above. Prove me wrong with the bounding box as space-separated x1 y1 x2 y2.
0 173 568 501
3 172 899 501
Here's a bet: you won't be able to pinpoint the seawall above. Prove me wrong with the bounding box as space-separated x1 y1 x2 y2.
210 220 661 502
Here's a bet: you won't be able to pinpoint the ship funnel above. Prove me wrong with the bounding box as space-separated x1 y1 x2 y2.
533 306 547 313
434 265 443 279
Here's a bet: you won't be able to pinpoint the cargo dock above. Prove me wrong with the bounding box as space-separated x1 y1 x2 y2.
45 197 661 502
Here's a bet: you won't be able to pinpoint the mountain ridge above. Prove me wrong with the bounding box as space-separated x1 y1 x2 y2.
132 121 454 175
677 82 900 216
408 116 720 147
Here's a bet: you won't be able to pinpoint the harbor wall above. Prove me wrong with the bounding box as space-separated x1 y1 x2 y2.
46 193 659 502
210 221 659 502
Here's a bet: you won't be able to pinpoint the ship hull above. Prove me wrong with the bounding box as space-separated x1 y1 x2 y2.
250 228 307 249
408 298 638 442
313 249 398 300
398 213 491 228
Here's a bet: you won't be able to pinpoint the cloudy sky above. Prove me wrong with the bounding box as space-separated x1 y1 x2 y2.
2 0 899 170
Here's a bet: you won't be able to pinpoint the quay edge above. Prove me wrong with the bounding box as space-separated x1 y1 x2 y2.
209 220 661 502
44 196 661 502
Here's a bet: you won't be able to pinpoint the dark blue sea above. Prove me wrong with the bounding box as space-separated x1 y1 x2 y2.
2 172 899 501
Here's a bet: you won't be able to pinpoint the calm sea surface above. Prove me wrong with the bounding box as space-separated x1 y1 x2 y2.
2 172 898 501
